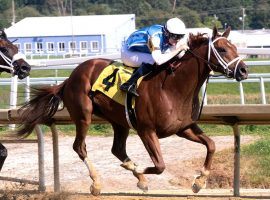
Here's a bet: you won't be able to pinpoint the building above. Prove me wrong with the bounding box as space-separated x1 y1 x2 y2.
187 27 270 58
5 14 135 57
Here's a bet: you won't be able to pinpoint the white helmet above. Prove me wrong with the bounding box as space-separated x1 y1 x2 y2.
165 17 186 35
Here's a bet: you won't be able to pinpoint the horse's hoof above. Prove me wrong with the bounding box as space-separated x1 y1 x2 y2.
137 181 148 192
191 182 201 193
191 175 207 193
90 184 101 196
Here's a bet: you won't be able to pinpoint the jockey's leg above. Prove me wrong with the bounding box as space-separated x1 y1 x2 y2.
176 123 216 193
120 63 154 97
111 123 148 191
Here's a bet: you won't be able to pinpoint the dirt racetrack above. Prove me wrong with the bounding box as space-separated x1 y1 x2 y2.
0 134 266 199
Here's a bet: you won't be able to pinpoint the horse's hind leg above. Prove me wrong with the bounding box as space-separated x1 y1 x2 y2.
67 95 101 195
176 123 216 193
73 120 101 196
111 123 148 191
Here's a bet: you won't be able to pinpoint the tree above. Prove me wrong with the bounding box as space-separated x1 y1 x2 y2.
203 16 223 29
248 0 270 29
173 7 203 28
16 6 42 20
136 10 173 28
0 0 11 11
86 4 111 15
146 0 172 11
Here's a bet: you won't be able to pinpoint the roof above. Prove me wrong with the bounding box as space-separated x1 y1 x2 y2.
5 14 135 37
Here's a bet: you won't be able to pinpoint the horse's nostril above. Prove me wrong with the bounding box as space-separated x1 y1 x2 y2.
21 65 30 72
239 67 247 75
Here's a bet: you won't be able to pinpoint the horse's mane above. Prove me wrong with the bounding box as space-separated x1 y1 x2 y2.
188 33 209 50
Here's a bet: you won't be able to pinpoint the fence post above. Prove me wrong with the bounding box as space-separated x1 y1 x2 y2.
51 123 60 192
260 77 266 104
25 76 30 102
9 75 18 129
239 82 245 104
35 125 46 192
201 81 208 105
232 123 241 197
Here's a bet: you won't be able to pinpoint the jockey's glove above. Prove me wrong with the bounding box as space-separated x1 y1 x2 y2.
179 44 189 51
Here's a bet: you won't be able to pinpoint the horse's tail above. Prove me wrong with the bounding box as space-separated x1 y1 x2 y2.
17 80 67 138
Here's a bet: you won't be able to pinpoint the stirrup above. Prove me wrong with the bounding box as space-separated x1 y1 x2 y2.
128 86 139 97
120 83 139 97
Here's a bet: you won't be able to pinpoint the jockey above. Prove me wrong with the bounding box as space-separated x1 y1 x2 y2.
120 17 189 97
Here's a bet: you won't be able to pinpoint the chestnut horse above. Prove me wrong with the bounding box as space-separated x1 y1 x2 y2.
17 27 247 195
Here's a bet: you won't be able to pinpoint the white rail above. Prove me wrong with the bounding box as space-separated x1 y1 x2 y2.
0 73 269 107
1 49 270 109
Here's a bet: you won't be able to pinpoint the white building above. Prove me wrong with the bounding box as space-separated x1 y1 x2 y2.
5 14 136 56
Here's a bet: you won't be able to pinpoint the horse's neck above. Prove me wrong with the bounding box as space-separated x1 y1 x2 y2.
173 48 210 96
190 45 210 90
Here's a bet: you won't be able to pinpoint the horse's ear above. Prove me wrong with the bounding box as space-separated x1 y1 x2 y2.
222 26 231 38
212 26 218 39
0 30 7 39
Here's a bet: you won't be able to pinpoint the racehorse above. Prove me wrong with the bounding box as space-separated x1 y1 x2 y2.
0 29 31 172
0 30 31 79
17 27 248 195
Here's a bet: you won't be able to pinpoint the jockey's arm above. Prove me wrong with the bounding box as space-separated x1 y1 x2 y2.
152 47 183 66
150 37 188 66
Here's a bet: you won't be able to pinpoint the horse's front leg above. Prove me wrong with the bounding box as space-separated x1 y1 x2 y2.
111 123 148 191
177 123 216 193
138 130 166 175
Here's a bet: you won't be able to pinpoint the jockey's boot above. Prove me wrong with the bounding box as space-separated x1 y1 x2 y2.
120 63 154 97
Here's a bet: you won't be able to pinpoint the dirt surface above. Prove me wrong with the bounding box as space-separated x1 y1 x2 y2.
0 135 263 199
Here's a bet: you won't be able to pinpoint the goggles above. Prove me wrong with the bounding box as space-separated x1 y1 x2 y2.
168 32 185 40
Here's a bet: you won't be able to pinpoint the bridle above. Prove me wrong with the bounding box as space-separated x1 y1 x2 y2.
0 40 26 73
187 36 242 79
186 36 243 120
207 37 242 78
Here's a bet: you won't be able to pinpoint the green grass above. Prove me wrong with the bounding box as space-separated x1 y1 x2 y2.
241 137 270 186
29 69 73 77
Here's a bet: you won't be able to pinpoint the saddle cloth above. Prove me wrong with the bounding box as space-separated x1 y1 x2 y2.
92 62 142 106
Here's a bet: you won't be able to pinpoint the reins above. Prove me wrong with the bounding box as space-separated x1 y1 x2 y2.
187 49 220 72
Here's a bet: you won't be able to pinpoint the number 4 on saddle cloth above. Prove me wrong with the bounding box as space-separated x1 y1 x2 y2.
91 62 141 129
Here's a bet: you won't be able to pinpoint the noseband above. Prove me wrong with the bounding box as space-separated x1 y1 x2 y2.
0 50 26 73
208 37 242 78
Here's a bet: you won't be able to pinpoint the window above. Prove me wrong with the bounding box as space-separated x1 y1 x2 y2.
36 42 43 52
58 42 65 52
47 42 54 52
90 41 99 52
24 43 32 53
80 41 88 51
69 41 76 52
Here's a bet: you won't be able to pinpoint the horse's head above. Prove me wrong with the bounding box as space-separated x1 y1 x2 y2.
0 30 31 79
208 26 248 81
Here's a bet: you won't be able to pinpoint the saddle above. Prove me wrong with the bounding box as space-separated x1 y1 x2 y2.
91 61 139 129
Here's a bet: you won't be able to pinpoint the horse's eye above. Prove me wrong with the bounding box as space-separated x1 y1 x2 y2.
217 47 226 53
